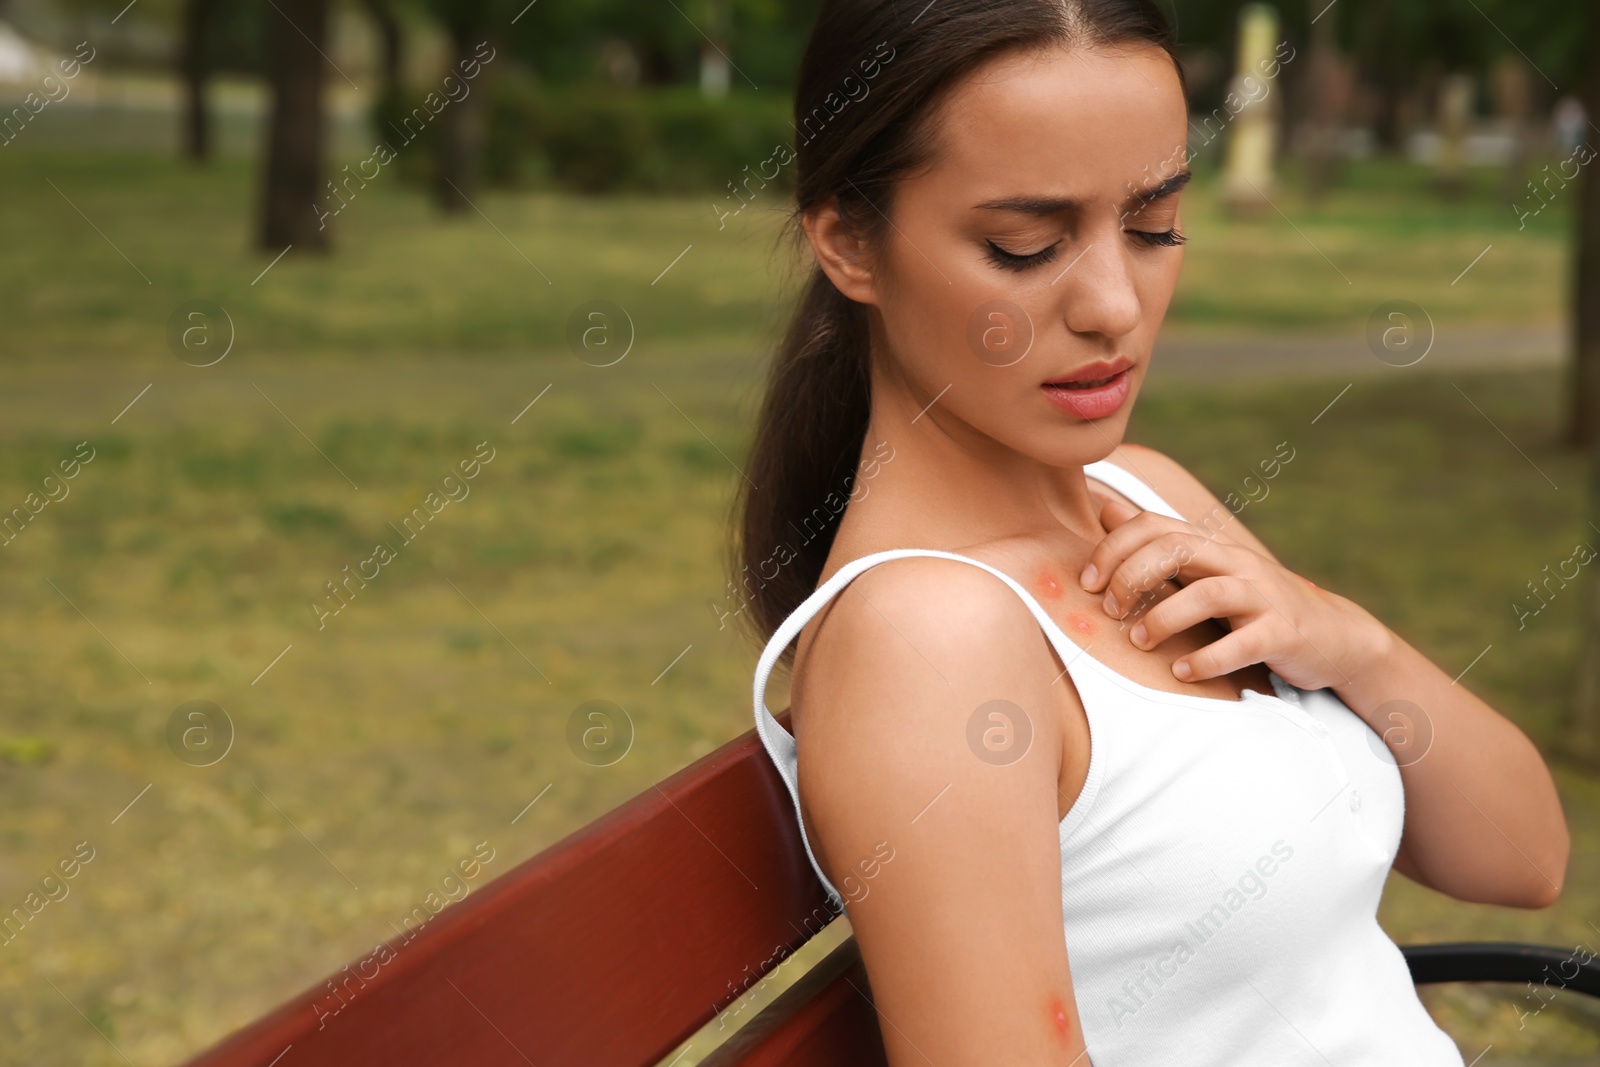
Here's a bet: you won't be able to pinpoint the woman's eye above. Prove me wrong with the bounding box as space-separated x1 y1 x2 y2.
1128 228 1186 248
984 240 1060 272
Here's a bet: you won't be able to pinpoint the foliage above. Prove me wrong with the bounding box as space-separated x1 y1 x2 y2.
499 0 815 88
347 78 797 194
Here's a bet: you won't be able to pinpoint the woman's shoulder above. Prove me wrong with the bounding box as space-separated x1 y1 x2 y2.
791 547 1076 743
800 548 1057 679
788 548 1076 900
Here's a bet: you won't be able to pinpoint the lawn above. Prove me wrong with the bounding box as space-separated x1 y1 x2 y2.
0 143 1596 1064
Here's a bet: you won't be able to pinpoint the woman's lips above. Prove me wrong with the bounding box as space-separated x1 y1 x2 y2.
1041 368 1132 420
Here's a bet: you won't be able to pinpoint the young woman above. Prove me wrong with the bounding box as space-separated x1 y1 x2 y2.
740 1 1570 1063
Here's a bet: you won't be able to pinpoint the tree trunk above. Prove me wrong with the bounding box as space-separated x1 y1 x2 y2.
1566 59 1600 448
1493 55 1536 203
359 0 403 99
1574 430 1600 767
698 0 730 99
1302 10 1345 201
258 0 331 251
1564 11 1600 767
179 0 220 162
432 26 489 214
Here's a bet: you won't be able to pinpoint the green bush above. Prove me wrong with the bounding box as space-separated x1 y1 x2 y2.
381 82 798 195
480 83 793 194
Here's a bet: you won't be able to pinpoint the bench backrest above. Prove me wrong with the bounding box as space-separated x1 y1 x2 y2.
184 712 886 1067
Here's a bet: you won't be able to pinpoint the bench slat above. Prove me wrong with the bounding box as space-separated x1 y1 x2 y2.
183 712 838 1067
702 936 889 1067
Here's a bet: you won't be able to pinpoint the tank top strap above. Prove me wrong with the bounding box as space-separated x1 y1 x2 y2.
1084 458 1186 521
752 547 1095 909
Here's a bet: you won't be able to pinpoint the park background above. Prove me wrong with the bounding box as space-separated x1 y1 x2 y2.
1 0 1599 1063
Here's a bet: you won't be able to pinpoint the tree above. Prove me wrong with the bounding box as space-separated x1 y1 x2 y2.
258 0 331 251
1299 6 1351 201
1564 8 1600 765
358 0 404 101
423 0 493 214
498 0 798 89
178 0 221 161
1566 23 1600 454
697 0 730 98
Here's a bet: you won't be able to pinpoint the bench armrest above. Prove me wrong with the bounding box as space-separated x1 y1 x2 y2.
1402 941 1600 998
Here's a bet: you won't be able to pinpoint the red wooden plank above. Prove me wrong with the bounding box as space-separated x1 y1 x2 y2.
183 712 840 1067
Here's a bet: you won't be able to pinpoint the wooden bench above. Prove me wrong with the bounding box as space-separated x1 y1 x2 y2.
184 710 1599 1066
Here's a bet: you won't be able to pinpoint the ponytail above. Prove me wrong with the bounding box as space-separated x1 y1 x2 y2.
735 265 872 648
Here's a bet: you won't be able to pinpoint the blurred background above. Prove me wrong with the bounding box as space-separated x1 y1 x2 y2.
1 0 1598 1063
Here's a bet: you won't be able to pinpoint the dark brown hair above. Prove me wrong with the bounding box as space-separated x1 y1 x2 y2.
734 0 1182 656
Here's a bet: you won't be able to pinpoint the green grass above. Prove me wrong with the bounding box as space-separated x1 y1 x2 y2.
1169 156 1572 332
0 144 1595 1064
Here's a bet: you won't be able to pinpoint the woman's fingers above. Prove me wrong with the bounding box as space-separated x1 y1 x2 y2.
1080 507 1174 593
1081 506 1239 602
1127 576 1256 650
1102 573 1184 625
1099 531 1243 620
1168 620 1267 682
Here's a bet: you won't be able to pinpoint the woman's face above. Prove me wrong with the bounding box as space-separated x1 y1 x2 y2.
849 42 1189 467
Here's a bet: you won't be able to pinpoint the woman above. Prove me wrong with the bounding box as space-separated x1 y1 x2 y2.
741 0 1570 1063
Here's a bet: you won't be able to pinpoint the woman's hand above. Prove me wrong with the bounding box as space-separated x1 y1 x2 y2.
1078 498 1392 692
1075 460 1569 911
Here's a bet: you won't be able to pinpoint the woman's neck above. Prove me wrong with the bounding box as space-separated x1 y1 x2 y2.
833 375 1113 564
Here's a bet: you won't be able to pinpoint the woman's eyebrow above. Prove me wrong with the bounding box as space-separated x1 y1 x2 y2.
972 170 1192 216
1130 169 1192 204
970 194 1083 216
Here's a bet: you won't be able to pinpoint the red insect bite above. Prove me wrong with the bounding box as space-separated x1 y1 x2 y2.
1065 612 1095 635
1035 568 1066 600
1047 993 1072 1042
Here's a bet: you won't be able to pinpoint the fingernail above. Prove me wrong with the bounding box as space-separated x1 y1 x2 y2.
1080 563 1098 588
1173 660 1191 680
1131 623 1147 647
1102 590 1118 615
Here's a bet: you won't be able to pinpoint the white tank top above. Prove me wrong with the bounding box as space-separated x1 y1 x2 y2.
752 460 1466 1065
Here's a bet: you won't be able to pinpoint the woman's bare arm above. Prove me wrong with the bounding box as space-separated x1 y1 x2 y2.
794 557 1093 1065
1102 443 1570 909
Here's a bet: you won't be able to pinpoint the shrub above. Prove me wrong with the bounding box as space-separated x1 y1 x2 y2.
379 82 797 196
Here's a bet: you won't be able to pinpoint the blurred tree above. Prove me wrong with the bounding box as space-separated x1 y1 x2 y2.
69 0 259 159
697 0 730 98
422 0 493 213
1492 54 1536 200
178 0 220 161
359 0 404 99
359 0 409 185
1553 8 1600 765
1434 72 1475 196
258 0 331 251
500 0 795 88
1300 5 1351 200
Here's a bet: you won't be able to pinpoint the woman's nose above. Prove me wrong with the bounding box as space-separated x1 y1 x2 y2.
1058 237 1141 340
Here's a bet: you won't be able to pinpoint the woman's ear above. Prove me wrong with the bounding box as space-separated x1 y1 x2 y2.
802 196 878 305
